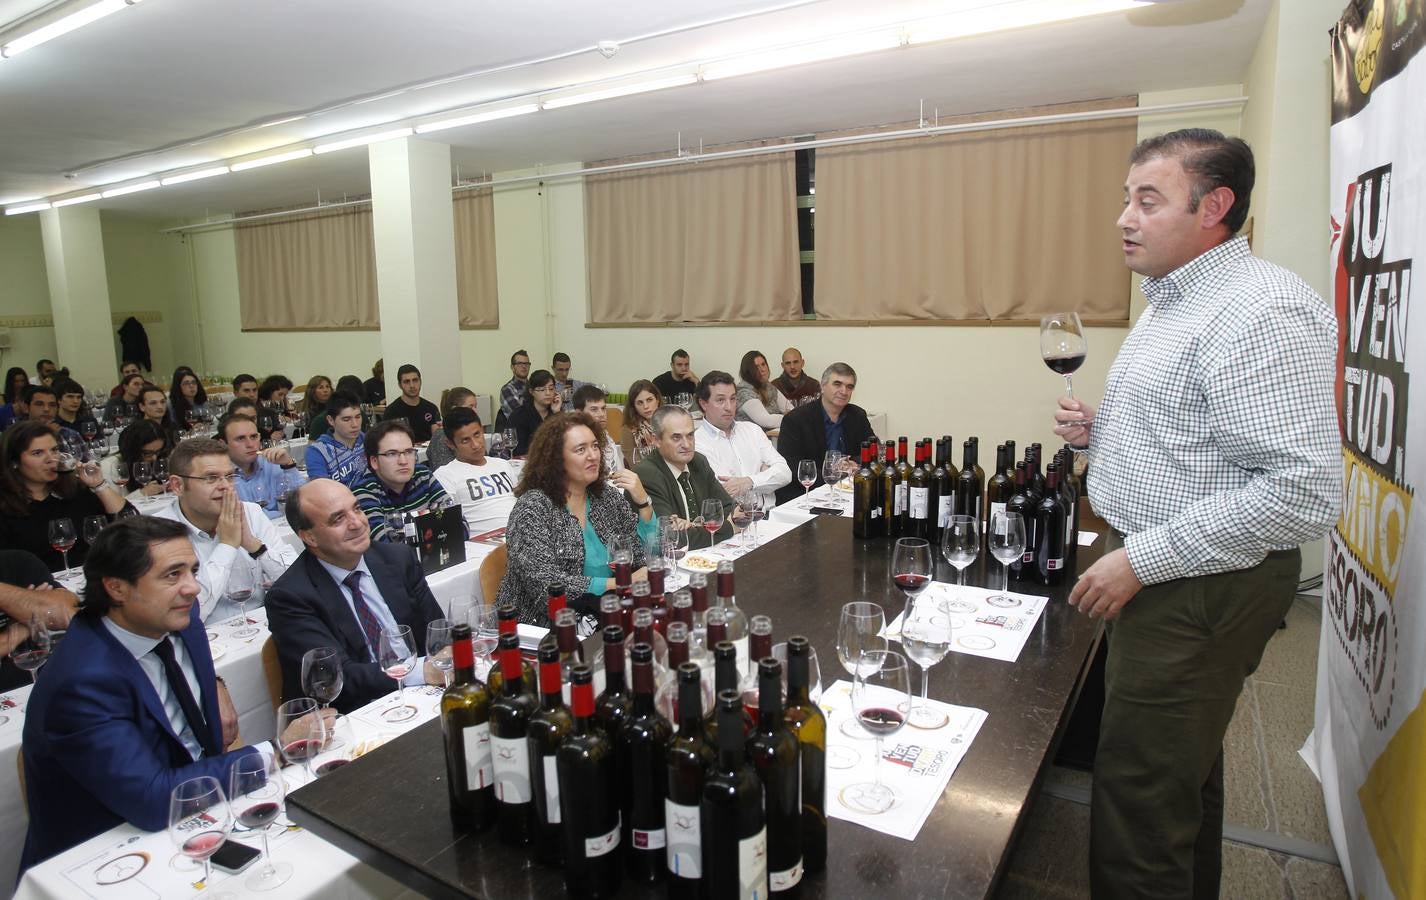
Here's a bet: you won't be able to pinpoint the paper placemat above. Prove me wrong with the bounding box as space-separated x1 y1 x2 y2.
883 582 1049 663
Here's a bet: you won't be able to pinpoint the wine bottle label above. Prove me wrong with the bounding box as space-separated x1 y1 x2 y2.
461 723 493 792
1047 557 1064 571
1022 549 1034 564
990 502 1007 528
894 484 907 516
937 495 953 527
771 858 804 892
491 734 532 803
632 827 667 850
585 815 621 858
542 754 561 823
665 800 702 877
909 487 929 518
740 827 769 899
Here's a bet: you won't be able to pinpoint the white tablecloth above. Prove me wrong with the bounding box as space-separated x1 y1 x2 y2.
0 683 35 890
768 482 854 526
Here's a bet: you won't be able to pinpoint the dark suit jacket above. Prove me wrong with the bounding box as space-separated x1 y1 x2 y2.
775 401 877 504
21 609 258 872
265 543 444 713
634 452 735 550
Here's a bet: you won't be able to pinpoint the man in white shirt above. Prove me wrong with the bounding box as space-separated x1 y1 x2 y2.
572 384 625 473
694 371 791 511
432 408 517 536
157 438 298 622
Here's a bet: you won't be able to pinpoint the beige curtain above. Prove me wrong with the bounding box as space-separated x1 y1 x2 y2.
236 206 379 330
815 99 1135 323
585 149 802 323
453 189 499 327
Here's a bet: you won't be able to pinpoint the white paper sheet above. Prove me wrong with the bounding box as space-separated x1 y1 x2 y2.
1077 530 1099 547
883 581 1049 663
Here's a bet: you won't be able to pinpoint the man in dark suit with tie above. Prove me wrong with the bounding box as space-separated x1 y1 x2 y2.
266 478 446 712
21 517 302 872
634 405 736 550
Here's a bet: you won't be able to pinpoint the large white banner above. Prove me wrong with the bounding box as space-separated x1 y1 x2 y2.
1316 2 1424 896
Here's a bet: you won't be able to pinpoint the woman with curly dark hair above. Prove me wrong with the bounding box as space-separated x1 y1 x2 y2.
495 411 658 624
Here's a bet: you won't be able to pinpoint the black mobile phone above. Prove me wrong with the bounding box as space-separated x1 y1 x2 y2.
808 506 843 516
210 839 262 874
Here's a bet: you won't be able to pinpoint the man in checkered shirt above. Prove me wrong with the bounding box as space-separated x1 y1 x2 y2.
1054 129 1339 898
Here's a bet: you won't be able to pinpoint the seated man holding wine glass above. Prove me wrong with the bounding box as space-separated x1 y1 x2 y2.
154 439 298 623
633 405 736 550
267 478 447 712
20 517 303 873
774 363 876 505
0 549 79 691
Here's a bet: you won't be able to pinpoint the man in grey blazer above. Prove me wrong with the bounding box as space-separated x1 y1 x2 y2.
633 405 735 550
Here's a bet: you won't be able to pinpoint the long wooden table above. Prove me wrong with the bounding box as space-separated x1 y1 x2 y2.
288 516 1104 898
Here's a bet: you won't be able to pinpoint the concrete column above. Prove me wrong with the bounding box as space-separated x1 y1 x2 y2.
368 136 463 400
39 206 119 391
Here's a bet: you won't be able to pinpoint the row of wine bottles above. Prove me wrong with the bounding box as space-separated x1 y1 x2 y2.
440 612 826 898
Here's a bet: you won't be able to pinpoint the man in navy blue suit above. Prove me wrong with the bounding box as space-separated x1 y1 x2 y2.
266 478 447 712
20 518 323 872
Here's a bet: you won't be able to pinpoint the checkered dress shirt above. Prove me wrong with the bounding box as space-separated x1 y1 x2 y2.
1087 237 1341 586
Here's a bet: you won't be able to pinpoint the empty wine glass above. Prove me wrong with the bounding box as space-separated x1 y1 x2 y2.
275 697 326 782
426 619 455 689
836 601 887 739
1041 311 1087 399
501 428 518 458
168 776 234 896
131 460 152 492
659 516 689 563
110 461 130 493
152 458 170 493
81 514 106 548
899 594 952 729
699 499 724 545
940 515 980 586
890 538 933 606
772 641 823 703
822 452 846 501
228 752 292 891
56 432 82 472
987 511 1028 604
47 518 77 578
797 460 817 495
300 646 345 751
227 564 259 639
378 625 417 723
847 650 912 813
12 613 53 683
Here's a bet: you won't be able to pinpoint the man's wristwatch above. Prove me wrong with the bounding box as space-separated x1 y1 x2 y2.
248 544 268 559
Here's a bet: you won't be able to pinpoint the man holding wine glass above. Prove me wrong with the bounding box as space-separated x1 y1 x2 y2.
1052 129 1339 898
632 405 736 550
0 549 79 691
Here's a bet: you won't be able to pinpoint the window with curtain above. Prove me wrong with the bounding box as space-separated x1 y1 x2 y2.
812 97 1136 323
235 189 498 330
584 143 803 324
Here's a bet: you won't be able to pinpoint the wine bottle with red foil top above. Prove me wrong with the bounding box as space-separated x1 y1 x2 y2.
712 561 750 677
701 690 768 900
739 615 775 726
558 665 622 898
490 631 538 845
528 639 572 866
1007 464 1037 583
666 662 714 896
906 439 932 540
595 625 632 737
704 639 753 745
746 658 804 894
881 442 902 539
646 559 669 634
618 643 673 883
486 603 535 698
895 436 912 520
1033 465 1067 586
554 608 584 681
852 442 879 540
547 583 568 624
782 636 826 874
441 624 496 831
985 444 1013 534
927 439 946 544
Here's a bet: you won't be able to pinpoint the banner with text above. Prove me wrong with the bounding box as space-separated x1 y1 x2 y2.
1317 2 1424 896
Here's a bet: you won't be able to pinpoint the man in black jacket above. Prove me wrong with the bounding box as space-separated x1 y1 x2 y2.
774 362 877 504
634 405 735 550
266 479 446 711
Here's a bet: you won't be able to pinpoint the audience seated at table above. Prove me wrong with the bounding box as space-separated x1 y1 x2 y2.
622 379 664 465
108 419 171 503
33 359 59 387
0 367 30 431
380 364 440 443
696 371 791 511
572 384 624 473
772 346 822 406
433 407 517 537
652 348 699 403
352 420 455 543
166 366 207 431
102 372 145 425
775 362 877 504
736 349 793 433
498 349 531 422
496 411 656 625
135 383 181 446
0 421 132 571
20 517 313 873
305 391 369 486
508 369 562 456
551 351 590 405
362 358 386 407
51 378 102 440
257 374 293 441
232 373 259 402
108 360 142 398
0 549 78 691
300 374 333 438
218 414 297 519
634 405 736 550
154 438 298 622
267 479 447 711
426 386 479 471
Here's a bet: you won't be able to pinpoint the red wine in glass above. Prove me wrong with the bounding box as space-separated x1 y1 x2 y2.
315 759 351 776
282 738 323 764
1043 353 1085 375
856 706 906 736
892 573 931 597
181 831 227 860
238 802 282 829
702 520 720 537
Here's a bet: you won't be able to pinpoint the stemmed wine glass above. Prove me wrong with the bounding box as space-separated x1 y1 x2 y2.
131 460 152 495
111 461 130 495
426 619 455 689
890 538 933 608
660 516 689 564
276 697 326 782
228 752 292 891
168 776 235 897
1041 310 1087 401
227 564 259 639
152 458 170 493
987 511 1028 604
847 650 913 813
729 501 753 549
836 601 887 739
699 499 724 546
796 460 817 495
822 452 848 503
300 647 344 749
12 613 53 683
940 515 980 586
56 431 83 472
47 518 77 578
378 625 418 723
899 594 952 729
81 515 106 549
772 641 823 703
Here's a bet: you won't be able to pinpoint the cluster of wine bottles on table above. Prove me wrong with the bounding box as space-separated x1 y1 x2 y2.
439 565 827 899
853 437 1081 585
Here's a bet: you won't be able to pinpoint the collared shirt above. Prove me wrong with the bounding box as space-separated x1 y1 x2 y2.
1088 236 1340 586
156 499 299 622
661 455 692 519
234 456 290 519
499 377 527 418
695 418 792 510
351 465 456 543
314 556 424 684
821 404 847 456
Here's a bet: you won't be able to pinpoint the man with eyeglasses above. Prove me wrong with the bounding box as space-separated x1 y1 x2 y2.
499 349 532 420
154 438 297 623
351 420 457 543
217 413 297 519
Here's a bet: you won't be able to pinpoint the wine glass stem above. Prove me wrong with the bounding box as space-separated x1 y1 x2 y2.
260 828 275 875
873 736 884 788
1003 560 1011 593
60 550 70 576
1063 374 1075 398
202 858 213 887
919 664 930 712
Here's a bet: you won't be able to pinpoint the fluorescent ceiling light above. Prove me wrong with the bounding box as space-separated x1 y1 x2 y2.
415 103 540 134
5 201 51 215
230 148 313 172
702 32 902 81
313 127 414 155
908 0 1149 44
543 73 698 109
52 192 102 207
101 179 162 198
161 166 230 186
0 0 128 58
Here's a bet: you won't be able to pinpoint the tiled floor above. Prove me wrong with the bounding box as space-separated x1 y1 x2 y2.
998 596 1350 899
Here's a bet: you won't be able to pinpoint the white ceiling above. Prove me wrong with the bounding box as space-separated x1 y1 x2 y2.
0 0 1267 220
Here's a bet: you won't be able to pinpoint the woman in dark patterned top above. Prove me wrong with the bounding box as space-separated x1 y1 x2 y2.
496 411 658 625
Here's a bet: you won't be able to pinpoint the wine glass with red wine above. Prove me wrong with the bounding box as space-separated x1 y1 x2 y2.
47 518 77 579
1040 311 1087 399
890 538 933 606
378 625 418 723
699 499 725 545
847 649 912 813
167 776 234 896
276 697 327 782
228 751 292 891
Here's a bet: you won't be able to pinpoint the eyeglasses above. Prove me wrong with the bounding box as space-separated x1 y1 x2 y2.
178 472 239 486
377 449 418 460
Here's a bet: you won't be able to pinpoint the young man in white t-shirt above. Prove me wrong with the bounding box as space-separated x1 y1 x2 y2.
432 407 517 535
